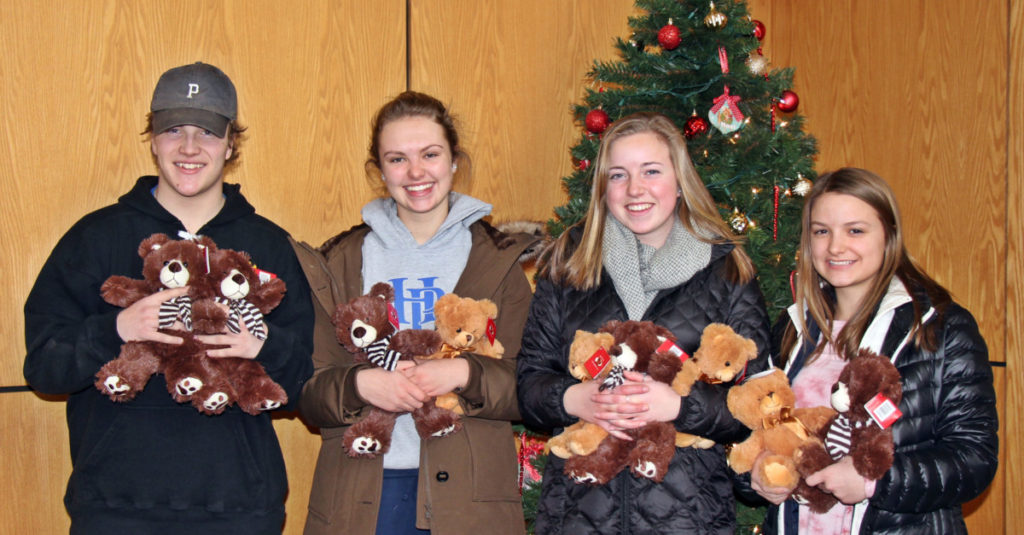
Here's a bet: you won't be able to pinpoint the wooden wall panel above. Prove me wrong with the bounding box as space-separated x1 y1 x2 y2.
761 1 1008 532
0 394 72 533
1007 1 1023 533
408 0 638 225
764 0 1007 363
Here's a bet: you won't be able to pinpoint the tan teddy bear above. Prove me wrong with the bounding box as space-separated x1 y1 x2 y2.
417 293 504 416
546 329 616 459
726 369 835 492
671 323 757 448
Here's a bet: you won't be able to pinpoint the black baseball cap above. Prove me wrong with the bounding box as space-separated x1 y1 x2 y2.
150 62 237 137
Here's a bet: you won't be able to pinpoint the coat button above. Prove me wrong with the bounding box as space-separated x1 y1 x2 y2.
436 471 449 482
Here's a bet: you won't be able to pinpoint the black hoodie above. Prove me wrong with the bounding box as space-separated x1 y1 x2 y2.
24 176 313 534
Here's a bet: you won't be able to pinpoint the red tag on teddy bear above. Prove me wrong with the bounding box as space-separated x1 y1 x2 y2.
387 303 400 330
254 267 277 284
486 317 497 344
657 339 690 362
584 347 611 378
864 393 902 429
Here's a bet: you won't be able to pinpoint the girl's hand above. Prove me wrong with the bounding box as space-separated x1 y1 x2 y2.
403 358 470 396
356 361 428 412
564 375 653 440
805 455 871 504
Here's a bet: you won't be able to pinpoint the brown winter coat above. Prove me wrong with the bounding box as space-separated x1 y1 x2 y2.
291 221 534 535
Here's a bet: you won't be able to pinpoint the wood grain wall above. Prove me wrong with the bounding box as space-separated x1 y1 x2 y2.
1 0 1015 533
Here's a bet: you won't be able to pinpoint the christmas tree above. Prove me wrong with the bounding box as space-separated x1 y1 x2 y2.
549 0 817 317
525 0 820 532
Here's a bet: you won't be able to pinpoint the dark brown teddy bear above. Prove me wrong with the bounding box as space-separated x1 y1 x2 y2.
95 234 289 416
793 350 903 513
562 319 683 485
332 282 458 458
95 234 229 412
183 246 289 415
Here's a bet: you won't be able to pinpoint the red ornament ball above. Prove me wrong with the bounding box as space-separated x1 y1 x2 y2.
777 90 799 113
576 159 591 171
657 23 682 50
683 116 709 139
752 20 766 41
585 108 611 134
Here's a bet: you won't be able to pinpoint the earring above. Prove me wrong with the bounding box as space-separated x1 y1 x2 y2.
381 174 386 182
451 163 458 173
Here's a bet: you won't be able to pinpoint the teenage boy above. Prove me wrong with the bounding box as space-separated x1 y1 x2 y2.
24 62 313 534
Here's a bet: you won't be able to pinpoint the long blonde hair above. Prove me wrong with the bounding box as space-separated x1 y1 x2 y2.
541 112 753 289
780 167 950 363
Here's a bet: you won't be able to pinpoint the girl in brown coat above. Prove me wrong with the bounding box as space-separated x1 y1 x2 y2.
293 91 535 535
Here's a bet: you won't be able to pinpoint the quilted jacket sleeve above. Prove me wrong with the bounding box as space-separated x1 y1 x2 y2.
870 304 998 513
516 277 581 432
673 275 772 444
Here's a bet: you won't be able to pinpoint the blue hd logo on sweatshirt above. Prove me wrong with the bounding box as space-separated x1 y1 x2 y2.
390 277 444 329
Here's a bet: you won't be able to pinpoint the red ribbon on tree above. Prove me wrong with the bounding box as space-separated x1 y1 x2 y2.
773 185 780 240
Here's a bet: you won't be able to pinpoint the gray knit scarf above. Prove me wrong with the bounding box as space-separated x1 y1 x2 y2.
602 216 713 320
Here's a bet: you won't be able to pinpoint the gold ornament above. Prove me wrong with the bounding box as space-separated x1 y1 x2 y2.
746 52 768 75
793 175 813 196
704 2 728 30
730 208 749 233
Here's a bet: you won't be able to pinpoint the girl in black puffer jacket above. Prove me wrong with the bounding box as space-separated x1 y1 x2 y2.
755 168 997 534
516 113 771 534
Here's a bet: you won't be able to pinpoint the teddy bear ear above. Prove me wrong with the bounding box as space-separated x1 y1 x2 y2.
139 233 171 257
433 293 458 316
194 235 219 252
479 298 498 319
368 282 394 302
599 320 621 335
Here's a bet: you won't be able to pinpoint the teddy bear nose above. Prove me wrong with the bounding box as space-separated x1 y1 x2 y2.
353 326 366 339
169 262 182 273
232 273 246 284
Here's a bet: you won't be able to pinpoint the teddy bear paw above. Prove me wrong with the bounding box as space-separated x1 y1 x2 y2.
570 471 600 485
633 460 659 479
351 436 383 455
431 424 457 438
202 392 230 412
102 376 131 396
258 399 282 411
175 377 204 397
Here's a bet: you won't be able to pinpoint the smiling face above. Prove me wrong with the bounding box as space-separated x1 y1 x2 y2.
603 132 680 248
378 115 454 228
151 124 232 202
809 192 887 318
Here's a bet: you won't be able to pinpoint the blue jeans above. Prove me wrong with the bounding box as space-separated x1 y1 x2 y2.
376 469 430 534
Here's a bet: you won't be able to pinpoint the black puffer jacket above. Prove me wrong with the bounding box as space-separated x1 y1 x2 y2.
765 280 998 534
517 242 770 534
